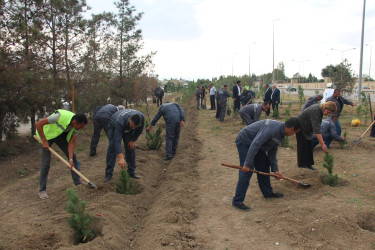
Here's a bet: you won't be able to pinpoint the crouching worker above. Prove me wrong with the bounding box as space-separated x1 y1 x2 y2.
146 102 185 161
104 109 144 182
35 110 88 200
312 114 345 149
232 118 301 211
239 102 270 125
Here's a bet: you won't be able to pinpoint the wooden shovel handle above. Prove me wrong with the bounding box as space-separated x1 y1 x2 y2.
221 163 301 185
360 120 375 138
33 135 91 184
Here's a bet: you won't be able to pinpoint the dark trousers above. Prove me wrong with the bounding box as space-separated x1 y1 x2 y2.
234 98 241 112
196 98 200 110
265 102 271 116
335 120 341 136
40 132 80 191
105 123 137 177
296 131 314 167
90 115 110 155
272 102 279 111
215 100 221 118
371 116 375 137
210 95 216 110
157 96 163 107
219 102 227 122
232 140 274 205
165 122 181 158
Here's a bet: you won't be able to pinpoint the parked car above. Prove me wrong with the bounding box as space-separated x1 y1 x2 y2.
363 86 370 89
287 86 296 92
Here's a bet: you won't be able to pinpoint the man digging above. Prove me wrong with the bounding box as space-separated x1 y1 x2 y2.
35 110 88 199
232 118 301 211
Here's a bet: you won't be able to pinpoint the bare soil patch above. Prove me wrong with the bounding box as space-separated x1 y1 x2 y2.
0 95 375 249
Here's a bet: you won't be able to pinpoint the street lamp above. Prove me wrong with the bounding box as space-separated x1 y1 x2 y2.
272 19 280 84
330 47 356 61
366 43 373 79
292 59 309 82
249 42 256 77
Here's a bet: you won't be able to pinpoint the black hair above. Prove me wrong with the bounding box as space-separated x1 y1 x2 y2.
262 102 269 106
130 114 141 126
72 113 88 124
334 88 341 93
265 84 269 87
223 84 227 87
236 80 241 84
285 117 301 131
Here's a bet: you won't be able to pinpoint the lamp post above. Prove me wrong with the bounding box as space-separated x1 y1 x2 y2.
358 0 366 102
249 42 256 78
330 47 356 61
366 43 373 79
292 59 309 83
272 19 280 84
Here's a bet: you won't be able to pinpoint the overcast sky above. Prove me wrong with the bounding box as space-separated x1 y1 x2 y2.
86 0 375 81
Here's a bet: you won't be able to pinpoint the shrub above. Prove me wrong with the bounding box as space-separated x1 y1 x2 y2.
272 108 279 118
298 85 305 106
66 188 94 244
116 169 134 195
323 153 339 186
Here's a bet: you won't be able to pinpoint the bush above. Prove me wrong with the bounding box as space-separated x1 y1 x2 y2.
116 169 135 195
323 153 339 186
66 188 94 244
272 108 279 118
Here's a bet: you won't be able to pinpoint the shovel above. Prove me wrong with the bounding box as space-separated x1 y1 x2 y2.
34 135 97 188
352 120 375 144
221 163 311 188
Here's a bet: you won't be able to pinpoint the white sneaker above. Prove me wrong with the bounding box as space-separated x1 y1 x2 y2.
39 191 49 199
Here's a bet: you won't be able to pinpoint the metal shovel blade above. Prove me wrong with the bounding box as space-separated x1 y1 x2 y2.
352 138 362 144
88 182 97 189
298 181 311 188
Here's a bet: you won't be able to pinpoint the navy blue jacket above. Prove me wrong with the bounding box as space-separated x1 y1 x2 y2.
151 103 185 126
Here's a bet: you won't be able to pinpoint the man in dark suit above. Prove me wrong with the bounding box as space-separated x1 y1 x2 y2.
232 80 242 112
271 84 280 116
263 84 272 116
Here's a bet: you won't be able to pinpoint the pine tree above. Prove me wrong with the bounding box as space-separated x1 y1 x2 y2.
339 131 348 149
323 153 339 186
66 188 94 244
115 169 134 195
145 120 163 150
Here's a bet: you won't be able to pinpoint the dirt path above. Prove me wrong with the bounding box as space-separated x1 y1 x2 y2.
1 95 375 249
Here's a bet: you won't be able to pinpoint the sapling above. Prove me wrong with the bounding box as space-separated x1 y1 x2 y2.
66 188 94 244
272 108 279 118
145 120 163 150
323 153 339 186
339 131 348 149
116 169 135 195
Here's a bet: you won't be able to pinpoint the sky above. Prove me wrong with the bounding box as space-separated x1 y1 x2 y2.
86 0 375 82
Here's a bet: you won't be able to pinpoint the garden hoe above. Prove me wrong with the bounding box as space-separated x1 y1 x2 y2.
352 120 375 144
221 163 311 188
33 135 97 188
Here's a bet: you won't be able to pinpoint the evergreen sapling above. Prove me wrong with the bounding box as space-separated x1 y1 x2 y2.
339 131 348 149
323 153 339 186
145 120 163 150
116 169 135 195
66 188 94 244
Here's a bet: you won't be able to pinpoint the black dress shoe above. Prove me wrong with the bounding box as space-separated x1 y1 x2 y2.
103 176 112 182
90 152 97 157
232 203 250 211
265 192 284 198
307 165 316 170
129 173 140 179
162 157 172 161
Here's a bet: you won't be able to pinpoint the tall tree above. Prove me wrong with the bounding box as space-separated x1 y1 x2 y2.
112 0 154 106
321 61 355 92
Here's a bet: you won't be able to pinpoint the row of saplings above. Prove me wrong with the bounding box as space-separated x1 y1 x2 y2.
65 120 344 244
65 121 163 244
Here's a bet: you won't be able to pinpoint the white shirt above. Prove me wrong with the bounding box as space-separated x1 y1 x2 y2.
210 86 216 95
